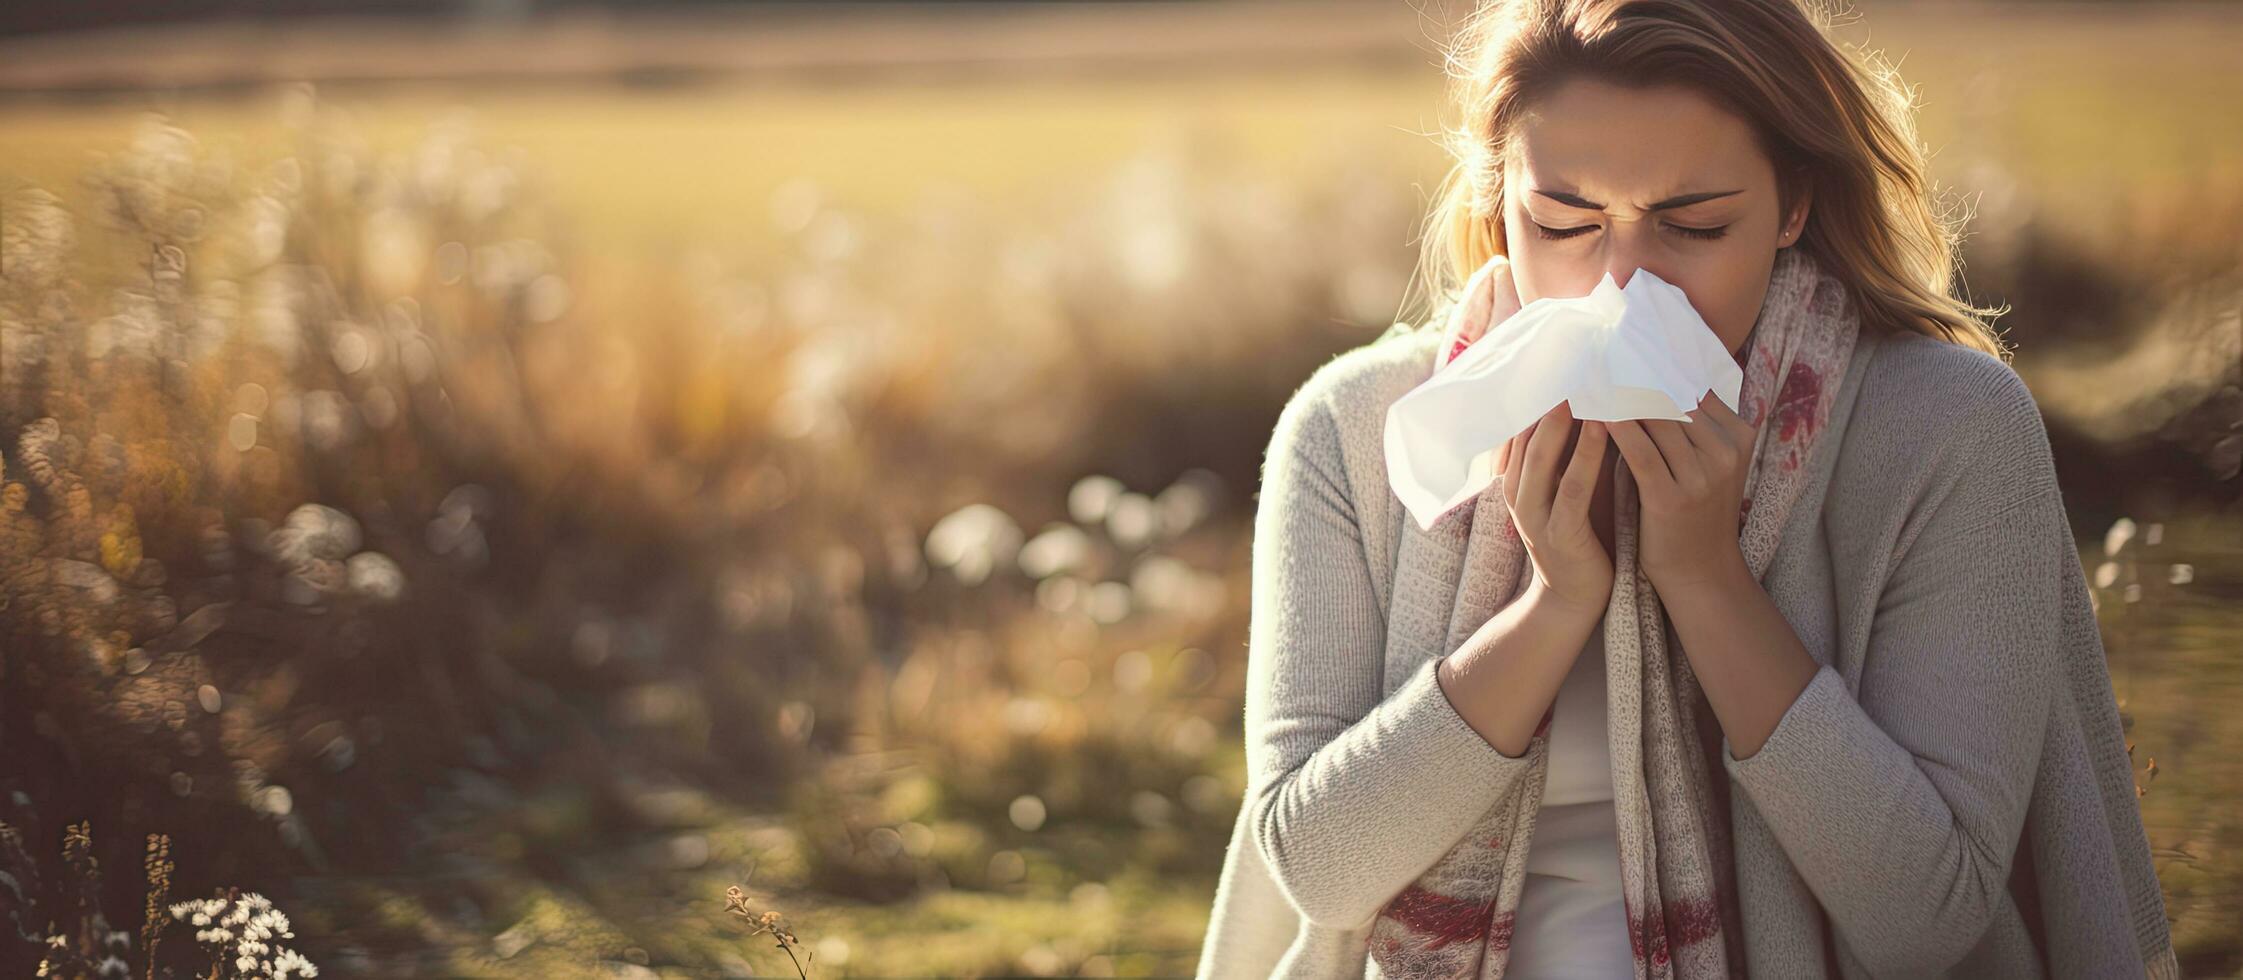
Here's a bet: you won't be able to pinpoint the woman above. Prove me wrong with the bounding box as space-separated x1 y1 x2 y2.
1194 0 2177 977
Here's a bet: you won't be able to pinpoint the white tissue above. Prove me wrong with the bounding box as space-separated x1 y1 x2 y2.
1383 267 1743 531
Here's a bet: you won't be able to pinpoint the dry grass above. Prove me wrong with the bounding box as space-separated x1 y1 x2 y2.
0 4 2238 975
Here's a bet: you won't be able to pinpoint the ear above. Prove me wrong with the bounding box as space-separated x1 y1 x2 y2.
1780 184 1813 246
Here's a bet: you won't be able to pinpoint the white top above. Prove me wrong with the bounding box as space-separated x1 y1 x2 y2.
1506 624 1633 977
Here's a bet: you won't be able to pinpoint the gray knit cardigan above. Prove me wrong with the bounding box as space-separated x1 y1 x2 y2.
1195 323 2178 978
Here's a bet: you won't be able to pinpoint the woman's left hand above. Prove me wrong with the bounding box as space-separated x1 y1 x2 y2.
1606 390 1760 596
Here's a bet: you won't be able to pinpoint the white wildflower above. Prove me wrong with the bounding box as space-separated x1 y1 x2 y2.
174 892 318 979
273 948 319 978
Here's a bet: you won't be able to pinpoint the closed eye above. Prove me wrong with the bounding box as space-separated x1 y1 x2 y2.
1532 222 1595 241
1532 222 1731 242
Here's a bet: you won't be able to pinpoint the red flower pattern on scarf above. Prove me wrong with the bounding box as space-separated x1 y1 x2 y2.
1372 249 1855 979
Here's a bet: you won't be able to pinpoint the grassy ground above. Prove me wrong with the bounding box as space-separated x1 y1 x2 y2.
2 3 2238 977
2091 509 2243 970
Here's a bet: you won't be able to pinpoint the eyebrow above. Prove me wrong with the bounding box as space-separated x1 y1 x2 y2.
1532 188 1745 212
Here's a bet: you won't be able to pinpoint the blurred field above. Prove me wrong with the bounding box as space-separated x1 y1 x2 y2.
0 2 2238 977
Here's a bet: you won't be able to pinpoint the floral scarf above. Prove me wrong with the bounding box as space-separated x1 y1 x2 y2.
1367 246 1861 978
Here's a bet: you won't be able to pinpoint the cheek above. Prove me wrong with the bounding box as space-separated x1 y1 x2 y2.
1688 278 1761 354
1498 213 1558 304
1500 230 1597 303
1513 261 1582 308
1498 200 1636 301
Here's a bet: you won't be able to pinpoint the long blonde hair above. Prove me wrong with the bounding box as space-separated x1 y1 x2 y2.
1396 0 2008 358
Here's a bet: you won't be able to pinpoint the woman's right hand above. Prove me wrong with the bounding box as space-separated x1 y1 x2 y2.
1445 254 1524 361
1497 400 1613 617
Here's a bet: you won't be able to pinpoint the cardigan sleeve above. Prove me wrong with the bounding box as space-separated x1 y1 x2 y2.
1243 376 1539 930
1720 365 2072 975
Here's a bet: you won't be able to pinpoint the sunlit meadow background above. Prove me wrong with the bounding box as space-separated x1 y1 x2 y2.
0 1 2238 976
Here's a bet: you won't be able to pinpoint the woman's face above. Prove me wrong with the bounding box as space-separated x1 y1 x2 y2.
1500 77 1811 360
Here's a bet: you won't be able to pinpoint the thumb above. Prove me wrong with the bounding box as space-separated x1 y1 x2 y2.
1457 254 1514 346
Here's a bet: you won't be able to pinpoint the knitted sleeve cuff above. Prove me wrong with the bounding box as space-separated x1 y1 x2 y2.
1249 653 1543 929
1411 653 1545 765
1720 662 1845 775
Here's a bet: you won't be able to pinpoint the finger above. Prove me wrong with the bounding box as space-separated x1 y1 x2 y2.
1641 418 1705 489
1501 428 1526 512
1689 392 1754 469
1550 419 1606 529
1516 402 1572 526
1677 404 1717 452
1607 418 1675 500
1699 389 1738 425
1699 390 1753 448
1725 391 1769 446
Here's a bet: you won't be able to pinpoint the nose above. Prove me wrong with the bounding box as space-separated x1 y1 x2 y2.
1603 229 1654 290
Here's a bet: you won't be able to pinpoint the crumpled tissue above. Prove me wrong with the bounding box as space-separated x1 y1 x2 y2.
1384 267 1743 531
